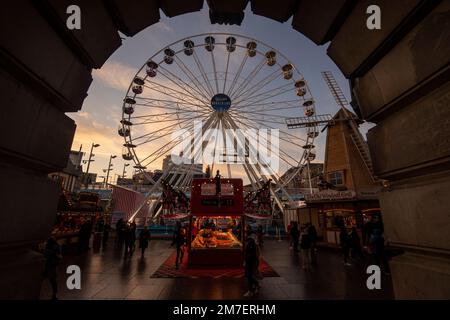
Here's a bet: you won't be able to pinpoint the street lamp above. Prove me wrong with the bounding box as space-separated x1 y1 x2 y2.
105 155 117 188
84 143 100 188
122 163 130 178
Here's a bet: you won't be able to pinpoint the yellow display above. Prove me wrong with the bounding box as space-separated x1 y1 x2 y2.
191 229 242 249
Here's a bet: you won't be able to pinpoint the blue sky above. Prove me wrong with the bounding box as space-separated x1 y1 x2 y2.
69 5 372 183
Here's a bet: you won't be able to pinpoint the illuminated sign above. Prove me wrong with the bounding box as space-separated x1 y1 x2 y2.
191 178 243 215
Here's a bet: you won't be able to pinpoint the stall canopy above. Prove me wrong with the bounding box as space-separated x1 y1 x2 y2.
111 185 150 221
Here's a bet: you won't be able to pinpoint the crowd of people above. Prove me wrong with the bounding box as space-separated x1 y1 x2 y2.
288 221 318 271
115 219 152 258
41 216 390 300
287 218 390 275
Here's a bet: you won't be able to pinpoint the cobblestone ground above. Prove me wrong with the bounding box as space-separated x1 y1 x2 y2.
39 239 394 300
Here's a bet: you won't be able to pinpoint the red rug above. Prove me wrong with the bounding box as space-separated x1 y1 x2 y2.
151 251 279 278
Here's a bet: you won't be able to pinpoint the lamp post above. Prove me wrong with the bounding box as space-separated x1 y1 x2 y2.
105 155 116 188
84 143 100 188
122 163 130 178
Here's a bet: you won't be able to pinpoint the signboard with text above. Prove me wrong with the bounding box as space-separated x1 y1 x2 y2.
305 190 357 202
191 178 243 215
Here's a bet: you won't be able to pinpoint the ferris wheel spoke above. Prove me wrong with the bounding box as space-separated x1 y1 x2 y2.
192 50 215 96
210 50 220 94
233 109 296 118
229 56 265 99
143 79 200 104
222 50 231 93
231 99 299 111
238 102 300 114
140 83 206 110
221 117 261 189
233 84 293 109
173 56 213 101
132 115 201 126
235 76 290 108
222 114 269 188
141 140 181 166
225 115 299 168
230 112 285 129
226 54 248 97
157 64 211 104
145 76 205 106
133 115 201 143
129 108 207 120
134 97 209 110
228 112 308 146
233 68 281 103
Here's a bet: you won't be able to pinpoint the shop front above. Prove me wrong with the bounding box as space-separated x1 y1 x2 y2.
305 190 381 247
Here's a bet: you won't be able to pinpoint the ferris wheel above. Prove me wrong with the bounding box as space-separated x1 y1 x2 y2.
119 33 319 217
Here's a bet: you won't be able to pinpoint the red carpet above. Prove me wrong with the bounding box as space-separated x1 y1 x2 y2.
151 251 279 278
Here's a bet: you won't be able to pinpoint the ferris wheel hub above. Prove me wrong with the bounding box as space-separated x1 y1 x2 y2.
211 93 231 112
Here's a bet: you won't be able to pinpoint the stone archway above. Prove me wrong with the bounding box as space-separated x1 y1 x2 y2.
0 0 449 299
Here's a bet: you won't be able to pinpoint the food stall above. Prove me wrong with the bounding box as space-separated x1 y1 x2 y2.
188 178 245 266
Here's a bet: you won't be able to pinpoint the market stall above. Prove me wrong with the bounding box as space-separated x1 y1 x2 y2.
188 178 244 266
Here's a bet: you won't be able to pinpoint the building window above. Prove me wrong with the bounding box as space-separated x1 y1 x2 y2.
329 171 344 186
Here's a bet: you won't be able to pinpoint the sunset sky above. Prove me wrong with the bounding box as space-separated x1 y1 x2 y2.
69 5 373 184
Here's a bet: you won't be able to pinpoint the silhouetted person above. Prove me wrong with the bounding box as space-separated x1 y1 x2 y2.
339 227 351 266
350 227 363 259
307 223 318 265
43 237 61 300
124 224 135 257
215 170 221 195
300 226 312 271
290 222 300 253
256 225 264 248
171 227 186 269
138 226 151 257
103 223 111 246
370 229 390 275
116 218 125 247
244 235 261 297
78 219 92 253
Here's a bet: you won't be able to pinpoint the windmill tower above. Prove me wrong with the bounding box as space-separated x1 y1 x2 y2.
321 71 380 184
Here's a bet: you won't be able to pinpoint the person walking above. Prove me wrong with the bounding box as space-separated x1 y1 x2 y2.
350 227 363 259
370 229 391 275
256 225 264 248
171 227 186 269
307 223 318 265
78 219 92 254
103 222 111 246
290 222 300 253
43 237 62 300
300 226 312 271
138 226 151 258
124 224 135 257
339 227 351 266
116 218 125 247
244 235 261 297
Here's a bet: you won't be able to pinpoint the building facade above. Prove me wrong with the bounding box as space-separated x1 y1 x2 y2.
300 108 382 245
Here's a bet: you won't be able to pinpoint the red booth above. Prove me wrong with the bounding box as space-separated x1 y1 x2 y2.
188 178 245 266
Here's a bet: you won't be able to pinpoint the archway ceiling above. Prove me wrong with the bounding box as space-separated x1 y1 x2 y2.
3 0 440 118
